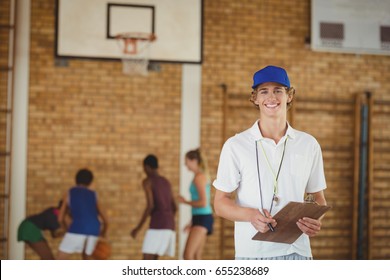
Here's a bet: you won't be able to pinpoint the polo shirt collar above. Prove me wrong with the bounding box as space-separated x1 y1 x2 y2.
249 120 296 141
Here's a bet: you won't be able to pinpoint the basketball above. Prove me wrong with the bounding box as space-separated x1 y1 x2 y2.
92 239 111 260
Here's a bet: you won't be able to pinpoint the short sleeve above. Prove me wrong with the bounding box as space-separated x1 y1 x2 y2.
306 141 327 193
213 138 241 193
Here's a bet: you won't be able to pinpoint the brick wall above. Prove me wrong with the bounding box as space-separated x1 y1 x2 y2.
1 0 390 260
26 0 182 259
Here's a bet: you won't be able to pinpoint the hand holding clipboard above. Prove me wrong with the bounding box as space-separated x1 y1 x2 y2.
252 201 331 244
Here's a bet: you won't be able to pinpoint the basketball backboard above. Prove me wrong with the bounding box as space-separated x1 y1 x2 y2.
55 0 203 63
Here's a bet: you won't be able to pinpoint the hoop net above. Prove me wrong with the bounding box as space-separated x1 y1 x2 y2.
116 32 156 76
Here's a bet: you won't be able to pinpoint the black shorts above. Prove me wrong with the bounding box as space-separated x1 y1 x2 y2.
192 214 214 235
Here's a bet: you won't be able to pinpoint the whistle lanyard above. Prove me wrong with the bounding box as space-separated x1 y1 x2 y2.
255 137 288 214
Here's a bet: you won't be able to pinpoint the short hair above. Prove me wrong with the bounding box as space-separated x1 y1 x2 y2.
75 169 94 185
144 154 158 169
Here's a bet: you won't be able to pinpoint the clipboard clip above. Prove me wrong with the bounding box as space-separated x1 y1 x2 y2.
304 194 318 204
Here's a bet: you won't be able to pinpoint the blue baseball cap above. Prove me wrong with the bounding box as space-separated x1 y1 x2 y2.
252 65 290 89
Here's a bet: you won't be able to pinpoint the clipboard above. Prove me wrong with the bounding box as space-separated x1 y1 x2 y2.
252 201 331 244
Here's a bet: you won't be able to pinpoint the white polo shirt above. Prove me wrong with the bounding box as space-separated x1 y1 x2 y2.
213 120 327 258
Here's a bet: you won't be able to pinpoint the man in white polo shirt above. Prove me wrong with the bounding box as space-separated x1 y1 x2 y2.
213 65 327 260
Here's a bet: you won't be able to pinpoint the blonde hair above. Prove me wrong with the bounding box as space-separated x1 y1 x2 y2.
186 148 209 178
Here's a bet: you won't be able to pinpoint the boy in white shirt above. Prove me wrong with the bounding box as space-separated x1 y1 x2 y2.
213 65 327 260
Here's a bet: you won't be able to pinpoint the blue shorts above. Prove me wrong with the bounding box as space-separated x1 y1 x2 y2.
192 214 214 235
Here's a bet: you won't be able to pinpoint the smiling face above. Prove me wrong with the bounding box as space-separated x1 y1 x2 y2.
253 82 293 119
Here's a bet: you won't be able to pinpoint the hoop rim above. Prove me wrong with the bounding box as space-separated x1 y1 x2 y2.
115 32 156 42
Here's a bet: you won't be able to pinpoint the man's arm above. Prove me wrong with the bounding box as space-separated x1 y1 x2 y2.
130 179 154 239
58 192 68 230
311 190 327 206
171 193 177 214
214 189 276 233
296 190 327 236
96 200 108 237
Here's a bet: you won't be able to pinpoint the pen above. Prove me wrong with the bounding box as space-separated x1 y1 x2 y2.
267 223 275 232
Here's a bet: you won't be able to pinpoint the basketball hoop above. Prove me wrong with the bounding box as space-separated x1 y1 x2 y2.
116 32 156 76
